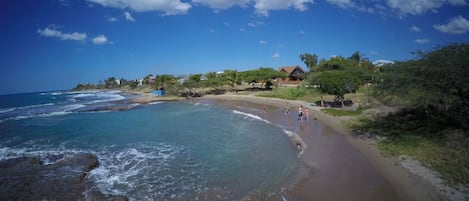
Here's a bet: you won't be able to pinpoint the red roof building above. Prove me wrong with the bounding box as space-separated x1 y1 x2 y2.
278 66 306 84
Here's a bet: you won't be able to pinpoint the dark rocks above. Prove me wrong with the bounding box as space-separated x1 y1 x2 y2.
0 153 128 201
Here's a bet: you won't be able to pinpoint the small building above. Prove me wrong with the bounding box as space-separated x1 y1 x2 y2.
278 66 306 85
136 79 144 86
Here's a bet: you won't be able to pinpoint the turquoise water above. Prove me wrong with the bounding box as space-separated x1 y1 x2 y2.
0 91 298 200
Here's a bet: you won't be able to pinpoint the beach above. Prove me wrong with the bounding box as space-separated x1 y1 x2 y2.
0 90 458 200
200 94 445 201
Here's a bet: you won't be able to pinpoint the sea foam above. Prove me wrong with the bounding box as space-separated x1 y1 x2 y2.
232 110 271 124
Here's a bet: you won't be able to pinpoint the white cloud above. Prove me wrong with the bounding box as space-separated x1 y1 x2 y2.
192 0 248 9
106 15 118 22
272 52 280 58
37 27 87 41
298 30 305 35
410 25 421 32
448 0 467 5
86 0 191 15
386 0 467 16
248 22 256 27
259 40 268 44
124 11 136 21
415 38 430 44
326 0 354 8
240 28 245 32
433 15 469 34
253 0 314 16
92 35 109 45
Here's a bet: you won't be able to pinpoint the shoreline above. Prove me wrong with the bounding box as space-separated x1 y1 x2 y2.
200 94 445 201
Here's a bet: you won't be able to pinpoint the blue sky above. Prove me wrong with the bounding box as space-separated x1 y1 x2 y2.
1 0 468 94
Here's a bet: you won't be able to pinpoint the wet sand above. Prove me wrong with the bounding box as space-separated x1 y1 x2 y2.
200 94 443 201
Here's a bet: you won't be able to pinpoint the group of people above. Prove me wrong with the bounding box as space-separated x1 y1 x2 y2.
284 102 310 122
262 101 312 123
297 104 309 122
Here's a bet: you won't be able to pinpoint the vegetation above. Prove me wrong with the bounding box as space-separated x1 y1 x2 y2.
310 70 361 106
241 67 287 89
321 108 363 116
73 43 469 186
300 53 318 71
348 43 469 186
258 87 328 102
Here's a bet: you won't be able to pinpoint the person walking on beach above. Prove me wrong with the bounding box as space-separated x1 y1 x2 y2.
263 105 267 113
298 105 303 122
304 107 310 121
285 102 290 114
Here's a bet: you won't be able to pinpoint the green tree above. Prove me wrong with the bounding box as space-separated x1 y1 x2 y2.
183 74 202 96
153 74 176 90
104 77 117 88
300 53 318 71
310 71 361 107
222 70 242 92
349 51 361 62
241 67 287 89
204 72 224 91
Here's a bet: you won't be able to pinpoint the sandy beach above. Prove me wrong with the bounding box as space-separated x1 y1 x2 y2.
199 94 445 201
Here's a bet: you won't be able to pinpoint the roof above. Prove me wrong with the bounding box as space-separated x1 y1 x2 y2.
278 66 305 75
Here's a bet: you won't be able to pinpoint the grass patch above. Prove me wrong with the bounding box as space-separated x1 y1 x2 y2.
378 135 469 186
257 87 332 102
321 108 363 116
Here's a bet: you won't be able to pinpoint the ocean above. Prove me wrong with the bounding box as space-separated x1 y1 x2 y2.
0 90 299 200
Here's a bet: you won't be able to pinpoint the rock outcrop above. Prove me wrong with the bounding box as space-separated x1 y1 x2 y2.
0 153 127 201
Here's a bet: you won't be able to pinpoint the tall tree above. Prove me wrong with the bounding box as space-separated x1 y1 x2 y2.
349 51 361 62
300 53 318 71
183 74 202 96
104 77 116 88
222 70 242 92
153 74 176 90
204 72 224 90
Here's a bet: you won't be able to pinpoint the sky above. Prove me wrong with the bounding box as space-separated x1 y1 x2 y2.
1 0 468 95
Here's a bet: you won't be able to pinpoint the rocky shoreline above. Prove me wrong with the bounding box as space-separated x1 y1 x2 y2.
0 153 127 201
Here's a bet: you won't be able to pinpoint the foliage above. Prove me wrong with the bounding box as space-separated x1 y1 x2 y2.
182 74 202 95
104 77 117 88
310 70 361 102
152 74 177 90
378 134 469 186
258 87 326 101
204 72 225 90
241 67 287 89
349 51 361 62
73 83 101 91
300 53 318 71
373 43 469 129
222 70 242 91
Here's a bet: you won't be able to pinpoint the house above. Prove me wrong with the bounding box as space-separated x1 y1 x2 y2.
136 79 144 86
278 66 306 85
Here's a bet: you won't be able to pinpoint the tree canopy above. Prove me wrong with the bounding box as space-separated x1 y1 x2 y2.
300 53 318 71
241 67 287 88
311 70 361 102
